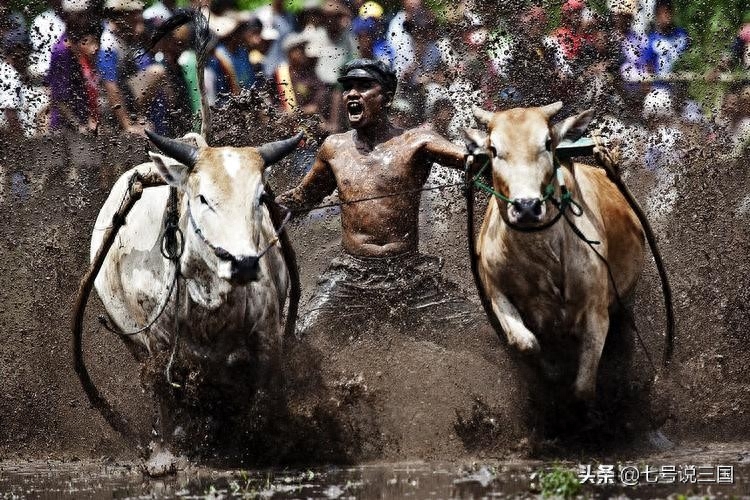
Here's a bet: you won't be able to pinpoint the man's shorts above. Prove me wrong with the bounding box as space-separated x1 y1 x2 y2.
296 251 481 338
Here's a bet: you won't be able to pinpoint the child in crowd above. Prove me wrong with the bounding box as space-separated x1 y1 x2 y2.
48 19 100 134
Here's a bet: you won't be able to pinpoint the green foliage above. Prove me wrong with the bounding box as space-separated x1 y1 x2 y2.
671 0 747 109
537 466 582 499
674 0 746 71
6 0 48 20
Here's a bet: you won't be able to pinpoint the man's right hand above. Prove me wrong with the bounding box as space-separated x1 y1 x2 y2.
462 128 493 172
465 145 493 174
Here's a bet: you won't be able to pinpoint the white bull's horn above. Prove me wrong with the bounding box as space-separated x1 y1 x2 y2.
257 131 305 166
145 129 199 168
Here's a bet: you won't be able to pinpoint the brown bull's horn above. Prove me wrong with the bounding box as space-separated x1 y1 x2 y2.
145 129 199 168
257 131 305 166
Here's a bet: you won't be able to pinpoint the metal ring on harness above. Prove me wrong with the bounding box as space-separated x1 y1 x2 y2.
160 227 185 260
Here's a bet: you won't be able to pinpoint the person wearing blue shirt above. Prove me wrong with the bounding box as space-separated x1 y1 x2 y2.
98 0 173 134
206 15 258 106
641 0 689 80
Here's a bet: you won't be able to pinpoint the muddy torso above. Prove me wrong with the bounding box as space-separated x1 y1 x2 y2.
326 129 434 257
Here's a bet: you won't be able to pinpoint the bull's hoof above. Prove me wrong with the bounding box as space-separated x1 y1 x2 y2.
142 441 185 477
509 332 540 355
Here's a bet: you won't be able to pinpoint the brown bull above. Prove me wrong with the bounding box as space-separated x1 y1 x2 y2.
468 102 645 400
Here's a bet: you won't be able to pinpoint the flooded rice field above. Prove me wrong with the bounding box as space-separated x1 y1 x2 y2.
2 442 749 499
1 134 749 497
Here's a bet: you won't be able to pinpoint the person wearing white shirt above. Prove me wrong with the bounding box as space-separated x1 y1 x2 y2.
28 0 66 82
0 30 44 138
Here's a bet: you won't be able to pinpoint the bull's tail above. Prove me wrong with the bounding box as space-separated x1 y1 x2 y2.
141 9 212 140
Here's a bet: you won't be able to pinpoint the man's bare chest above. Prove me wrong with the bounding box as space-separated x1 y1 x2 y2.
329 146 425 194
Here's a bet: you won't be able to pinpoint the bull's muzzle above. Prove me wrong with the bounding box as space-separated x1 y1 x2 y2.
214 247 261 284
510 198 545 224
230 255 261 284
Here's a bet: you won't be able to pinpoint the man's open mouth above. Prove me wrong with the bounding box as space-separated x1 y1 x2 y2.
347 101 363 119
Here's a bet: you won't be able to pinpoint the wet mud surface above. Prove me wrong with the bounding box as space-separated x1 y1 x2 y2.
0 118 749 494
1 441 749 498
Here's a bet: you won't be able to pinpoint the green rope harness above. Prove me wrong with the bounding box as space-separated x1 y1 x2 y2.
469 154 586 233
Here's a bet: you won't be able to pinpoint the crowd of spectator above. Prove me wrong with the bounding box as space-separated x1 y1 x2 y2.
0 0 747 157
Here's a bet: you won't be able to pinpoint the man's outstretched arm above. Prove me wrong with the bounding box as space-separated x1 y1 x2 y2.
420 130 468 168
421 128 493 171
276 139 337 214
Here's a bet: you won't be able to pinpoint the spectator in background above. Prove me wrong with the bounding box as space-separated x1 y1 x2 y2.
314 0 356 85
641 0 688 79
724 13 750 71
98 0 173 134
275 31 327 118
609 0 648 105
0 29 43 138
352 1 393 68
243 16 277 86
255 0 296 77
28 0 66 83
144 15 192 135
48 17 101 134
206 12 257 105
276 31 330 174
303 0 355 132
546 0 592 78
386 0 425 80
490 6 560 107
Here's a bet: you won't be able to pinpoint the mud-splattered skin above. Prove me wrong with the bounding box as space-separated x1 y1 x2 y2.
278 81 465 257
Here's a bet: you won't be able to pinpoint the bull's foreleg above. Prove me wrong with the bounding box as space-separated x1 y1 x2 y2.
574 307 609 401
490 292 540 354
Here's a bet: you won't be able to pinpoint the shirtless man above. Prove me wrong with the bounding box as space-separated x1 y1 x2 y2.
278 59 481 336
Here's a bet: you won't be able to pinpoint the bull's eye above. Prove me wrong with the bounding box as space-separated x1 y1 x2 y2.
198 194 215 212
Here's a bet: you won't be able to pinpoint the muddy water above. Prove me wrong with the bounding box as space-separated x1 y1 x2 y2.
2 442 749 498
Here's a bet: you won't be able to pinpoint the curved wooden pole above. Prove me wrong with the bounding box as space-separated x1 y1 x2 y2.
72 173 166 449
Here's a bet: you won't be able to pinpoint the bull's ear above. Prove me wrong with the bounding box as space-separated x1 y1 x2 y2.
551 108 595 147
463 127 489 151
149 152 190 188
473 106 494 126
540 101 564 118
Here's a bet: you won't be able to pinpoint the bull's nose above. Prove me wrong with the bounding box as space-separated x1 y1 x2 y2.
511 198 544 223
230 255 261 284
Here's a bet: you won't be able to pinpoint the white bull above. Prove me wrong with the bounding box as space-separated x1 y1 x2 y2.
91 130 301 431
468 102 645 401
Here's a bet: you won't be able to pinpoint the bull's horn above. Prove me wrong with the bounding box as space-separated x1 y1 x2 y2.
145 129 199 168
473 107 494 126
540 101 564 118
257 131 305 166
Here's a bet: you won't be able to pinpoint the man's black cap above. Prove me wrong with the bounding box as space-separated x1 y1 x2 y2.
337 58 397 99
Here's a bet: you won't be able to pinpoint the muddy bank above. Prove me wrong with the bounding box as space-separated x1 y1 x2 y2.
0 132 748 462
